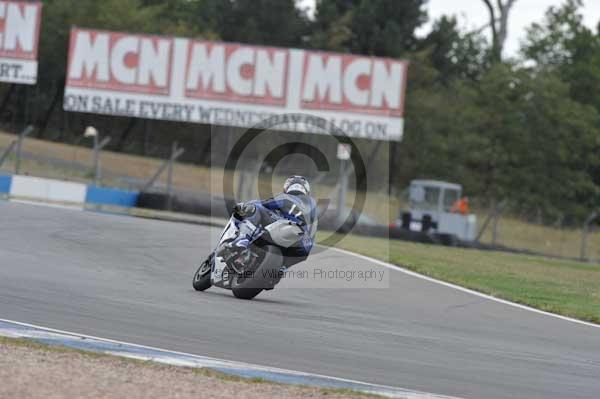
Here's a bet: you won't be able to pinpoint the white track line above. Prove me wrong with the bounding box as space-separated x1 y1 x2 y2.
329 247 600 330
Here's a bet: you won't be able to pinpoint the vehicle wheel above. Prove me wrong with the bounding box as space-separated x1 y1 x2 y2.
230 269 263 300
231 245 282 300
231 284 263 300
439 233 458 247
193 259 212 291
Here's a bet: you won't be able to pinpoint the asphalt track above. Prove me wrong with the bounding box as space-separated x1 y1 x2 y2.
0 201 599 399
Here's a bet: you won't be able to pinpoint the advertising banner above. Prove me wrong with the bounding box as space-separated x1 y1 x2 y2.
64 28 408 141
0 1 42 84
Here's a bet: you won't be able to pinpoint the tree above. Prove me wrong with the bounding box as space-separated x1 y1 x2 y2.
458 64 600 219
401 57 600 220
481 0 517 61
311 0 358 52
312 0 427 57
350 0 427 57
217 0 310 47
419 16 489 83
140 0 220 37
521 0 600 218
522 0 600 106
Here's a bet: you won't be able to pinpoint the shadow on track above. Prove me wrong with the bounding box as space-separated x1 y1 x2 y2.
189 289 307 307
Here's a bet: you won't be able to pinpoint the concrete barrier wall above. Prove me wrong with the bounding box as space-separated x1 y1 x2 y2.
11 176 87 203
0 174 138 208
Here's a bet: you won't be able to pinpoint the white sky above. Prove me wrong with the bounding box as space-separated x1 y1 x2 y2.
298 0 600 57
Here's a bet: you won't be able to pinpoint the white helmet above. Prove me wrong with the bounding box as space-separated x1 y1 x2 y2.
283 175 310 196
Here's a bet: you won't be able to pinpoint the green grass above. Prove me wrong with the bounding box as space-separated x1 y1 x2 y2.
322 233 600 324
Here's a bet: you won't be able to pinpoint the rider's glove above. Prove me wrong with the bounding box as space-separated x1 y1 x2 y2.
233 202 255 219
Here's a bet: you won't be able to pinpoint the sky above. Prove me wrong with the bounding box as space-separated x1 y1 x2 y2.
298 0 600 57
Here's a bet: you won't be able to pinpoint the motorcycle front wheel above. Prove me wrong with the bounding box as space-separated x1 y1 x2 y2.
192 258 212 291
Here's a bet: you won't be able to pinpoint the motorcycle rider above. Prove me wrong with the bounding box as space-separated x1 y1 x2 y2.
229 175 317 268
193 175 317 294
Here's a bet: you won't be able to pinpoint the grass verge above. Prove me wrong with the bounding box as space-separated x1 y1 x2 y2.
322 233 600 324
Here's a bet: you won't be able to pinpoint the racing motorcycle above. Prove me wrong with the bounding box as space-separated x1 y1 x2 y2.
192 202 305 300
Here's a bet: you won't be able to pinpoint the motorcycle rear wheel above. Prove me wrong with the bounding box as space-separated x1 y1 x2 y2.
231 245 282 300
231 284 262 300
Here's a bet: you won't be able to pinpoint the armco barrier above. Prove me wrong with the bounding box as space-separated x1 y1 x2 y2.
0 174 139 208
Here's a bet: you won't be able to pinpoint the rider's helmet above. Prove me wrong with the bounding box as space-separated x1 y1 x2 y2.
283 175 311 196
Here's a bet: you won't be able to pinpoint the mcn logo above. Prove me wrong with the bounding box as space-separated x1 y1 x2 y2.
301 53 405 116
0 1 41 60
67 28 407 116
65 28 407 140
185 42 288 106
67 30 172 95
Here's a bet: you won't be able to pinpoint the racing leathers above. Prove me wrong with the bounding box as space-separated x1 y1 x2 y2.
232 192 317 268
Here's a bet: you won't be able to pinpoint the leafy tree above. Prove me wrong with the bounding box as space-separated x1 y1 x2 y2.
311 0 358 52
217 0 310 47
351 0 427 56
419 16 489 83
522 0 600 217
522 0 600 106
140 0 219 37
401 57 600 220
312 0 427 56
460 65 599 218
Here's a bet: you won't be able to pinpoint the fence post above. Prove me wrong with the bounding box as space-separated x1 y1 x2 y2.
142 142 184 209
236 170 247 201
236 159 260 202
94 136 111 186
14 125 34 174
335 143 351 224
166 142 184 210
0 141 17 168
479 199 507 246
336 159 348 223
491 208 499 246
580 211 598 262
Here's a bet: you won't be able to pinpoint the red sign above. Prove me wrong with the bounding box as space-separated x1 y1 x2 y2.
185 41 289 106
0 1 42 84
67 29 173 95
65 28 408 141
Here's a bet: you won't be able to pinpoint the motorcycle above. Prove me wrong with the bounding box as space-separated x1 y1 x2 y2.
192 202 305 300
